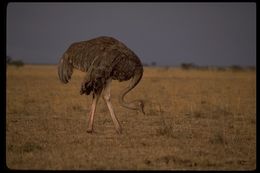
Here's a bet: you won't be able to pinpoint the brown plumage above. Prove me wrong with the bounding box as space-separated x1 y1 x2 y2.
58 36 144 134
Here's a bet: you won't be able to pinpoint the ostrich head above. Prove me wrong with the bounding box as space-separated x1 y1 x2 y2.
138 100 145 115
58 53 73 84
129 100 145 115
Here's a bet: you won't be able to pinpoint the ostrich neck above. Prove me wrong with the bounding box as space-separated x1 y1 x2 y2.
119 88 140 110
120 99 140 110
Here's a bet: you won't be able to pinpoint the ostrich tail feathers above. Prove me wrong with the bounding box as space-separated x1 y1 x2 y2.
58 53 73 84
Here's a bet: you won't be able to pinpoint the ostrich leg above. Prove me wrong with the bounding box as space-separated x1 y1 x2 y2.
102 80 122 134
87 93 100 133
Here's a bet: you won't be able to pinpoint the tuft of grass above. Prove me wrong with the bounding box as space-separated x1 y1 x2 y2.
209 132 225 145
72 104 85 112
156 124 174 137
21 142 43 153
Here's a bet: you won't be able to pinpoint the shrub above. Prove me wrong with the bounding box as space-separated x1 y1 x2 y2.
151 61 157 66
6 56 12 64
10 60 24 67
6 56 24 67
246 66 256 71
229 65 244 71
180 63 197 70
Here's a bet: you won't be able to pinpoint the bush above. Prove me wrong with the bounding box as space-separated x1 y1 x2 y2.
180 63 197 70
11 60 24 67
143 63 149 67
229 65 244 71
216 67 226 71
151 62 157 66
246 66 256 71
6 56 24 67
6 56 12 64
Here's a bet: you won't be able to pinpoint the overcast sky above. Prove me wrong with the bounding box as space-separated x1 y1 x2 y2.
6 2 256 66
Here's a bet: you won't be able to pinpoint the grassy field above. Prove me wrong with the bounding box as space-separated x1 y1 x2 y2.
6 65 256 170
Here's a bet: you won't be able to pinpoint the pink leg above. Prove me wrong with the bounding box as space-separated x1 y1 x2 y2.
87 94 100 133
102 80 122 134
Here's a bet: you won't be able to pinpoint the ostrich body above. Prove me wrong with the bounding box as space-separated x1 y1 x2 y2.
58 36 144 134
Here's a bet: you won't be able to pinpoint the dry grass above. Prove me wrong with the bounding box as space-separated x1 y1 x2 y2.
6 65 256 170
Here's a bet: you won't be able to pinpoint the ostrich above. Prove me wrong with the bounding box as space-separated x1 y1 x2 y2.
58 36 144 134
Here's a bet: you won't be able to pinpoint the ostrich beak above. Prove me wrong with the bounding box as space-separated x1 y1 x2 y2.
141 108 145 115
140 101 145 115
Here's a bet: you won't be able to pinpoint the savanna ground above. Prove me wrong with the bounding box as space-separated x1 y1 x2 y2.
6 65 256 170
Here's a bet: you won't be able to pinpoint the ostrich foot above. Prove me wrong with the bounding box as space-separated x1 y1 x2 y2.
87 128 93 133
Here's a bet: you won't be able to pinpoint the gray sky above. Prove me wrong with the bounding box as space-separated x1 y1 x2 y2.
7 2 256 66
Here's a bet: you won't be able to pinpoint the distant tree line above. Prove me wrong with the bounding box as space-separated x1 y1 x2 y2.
6 56 24 67
143 61 255 71
180 62 255 71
